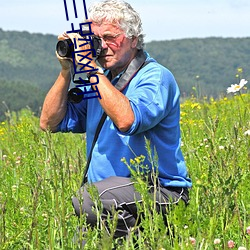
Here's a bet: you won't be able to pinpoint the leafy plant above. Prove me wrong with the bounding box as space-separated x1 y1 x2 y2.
0 92 249 249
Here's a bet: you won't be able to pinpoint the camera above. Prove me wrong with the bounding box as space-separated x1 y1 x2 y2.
56 31 102 59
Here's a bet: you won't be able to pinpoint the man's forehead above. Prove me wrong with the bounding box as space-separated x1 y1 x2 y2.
91 21 122 33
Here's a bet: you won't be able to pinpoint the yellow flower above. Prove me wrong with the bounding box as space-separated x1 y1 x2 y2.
237 67 243 73
191 103 201 109
130 159 135 165
135 157 141 164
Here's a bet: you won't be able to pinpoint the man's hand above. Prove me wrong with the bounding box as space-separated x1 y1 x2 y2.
57 32 97 70
56 33 74 71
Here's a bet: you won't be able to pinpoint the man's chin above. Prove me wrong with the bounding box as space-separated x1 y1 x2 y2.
98 59 113 70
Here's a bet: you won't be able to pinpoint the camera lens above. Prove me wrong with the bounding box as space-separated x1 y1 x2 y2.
68 88 84 103
56 39 73 57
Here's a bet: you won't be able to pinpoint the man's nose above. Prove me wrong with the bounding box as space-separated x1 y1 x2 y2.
101 38 109 49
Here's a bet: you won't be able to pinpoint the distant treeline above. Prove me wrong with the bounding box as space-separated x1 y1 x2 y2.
0 28 249 120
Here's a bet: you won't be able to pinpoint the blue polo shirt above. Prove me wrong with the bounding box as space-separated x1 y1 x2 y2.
57 52 192 188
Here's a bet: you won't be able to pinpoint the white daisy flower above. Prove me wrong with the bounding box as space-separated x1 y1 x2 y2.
227 79 248 93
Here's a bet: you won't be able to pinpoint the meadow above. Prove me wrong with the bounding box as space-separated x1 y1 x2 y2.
0 89 249 249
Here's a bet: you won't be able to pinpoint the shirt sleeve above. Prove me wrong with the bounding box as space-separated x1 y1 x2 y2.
56 100 87 133
119 63 180 135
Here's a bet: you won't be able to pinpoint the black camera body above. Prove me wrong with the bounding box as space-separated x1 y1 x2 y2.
56 31 102 59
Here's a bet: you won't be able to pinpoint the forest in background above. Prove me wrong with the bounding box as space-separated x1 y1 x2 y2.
0 28 249 120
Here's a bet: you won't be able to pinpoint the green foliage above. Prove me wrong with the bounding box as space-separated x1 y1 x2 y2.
146 37 250 98
0 109 85 249
0 29 61 121
0 93 249 249
0 28 60 89
0 79 46 121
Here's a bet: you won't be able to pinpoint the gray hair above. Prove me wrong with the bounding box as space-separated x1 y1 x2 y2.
88 0 145 49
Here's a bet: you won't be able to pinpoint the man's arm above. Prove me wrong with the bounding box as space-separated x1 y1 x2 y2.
40 61 71 132
40 32 135 133
89 73 135 132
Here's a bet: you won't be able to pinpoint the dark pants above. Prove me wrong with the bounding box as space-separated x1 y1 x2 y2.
72 176 189 238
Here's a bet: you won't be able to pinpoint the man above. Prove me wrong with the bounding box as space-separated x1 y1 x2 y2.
40 0 192 241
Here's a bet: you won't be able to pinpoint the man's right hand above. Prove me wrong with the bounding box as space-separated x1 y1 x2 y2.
57 32 97 71
56 33 74 71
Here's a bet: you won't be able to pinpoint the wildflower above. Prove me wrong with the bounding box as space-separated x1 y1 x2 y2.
130 159 135 165
237 67 243 73
214 238 221 244
244 130 250 136
228 240 235 248
246 226 250 235
69 164 74 171
191 103 201 109
135 157 141 164
196 180 202 185
238 247 246 250
218 145 224 150
12 185 18 192
189 237 196 246
42 213 48 221
227 79 248 93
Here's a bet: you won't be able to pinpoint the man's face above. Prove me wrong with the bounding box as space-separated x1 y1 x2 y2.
91 21 137 73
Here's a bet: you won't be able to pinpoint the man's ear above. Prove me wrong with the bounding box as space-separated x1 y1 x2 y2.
131 36 139 49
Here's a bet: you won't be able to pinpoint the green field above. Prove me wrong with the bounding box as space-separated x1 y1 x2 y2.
0 91 249 249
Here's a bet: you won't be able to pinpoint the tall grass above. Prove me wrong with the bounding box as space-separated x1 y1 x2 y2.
0 93 249 249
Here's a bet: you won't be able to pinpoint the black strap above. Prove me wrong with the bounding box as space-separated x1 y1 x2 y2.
115 49 147 91
81 50 149 185
81 112 107 186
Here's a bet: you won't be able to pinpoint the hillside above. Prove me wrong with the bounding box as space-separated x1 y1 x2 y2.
0 29 60 88
0 29 61 120
0 28 249 120
145 37 250 97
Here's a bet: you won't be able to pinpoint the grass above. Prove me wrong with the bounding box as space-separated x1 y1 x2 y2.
0 92 249 249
